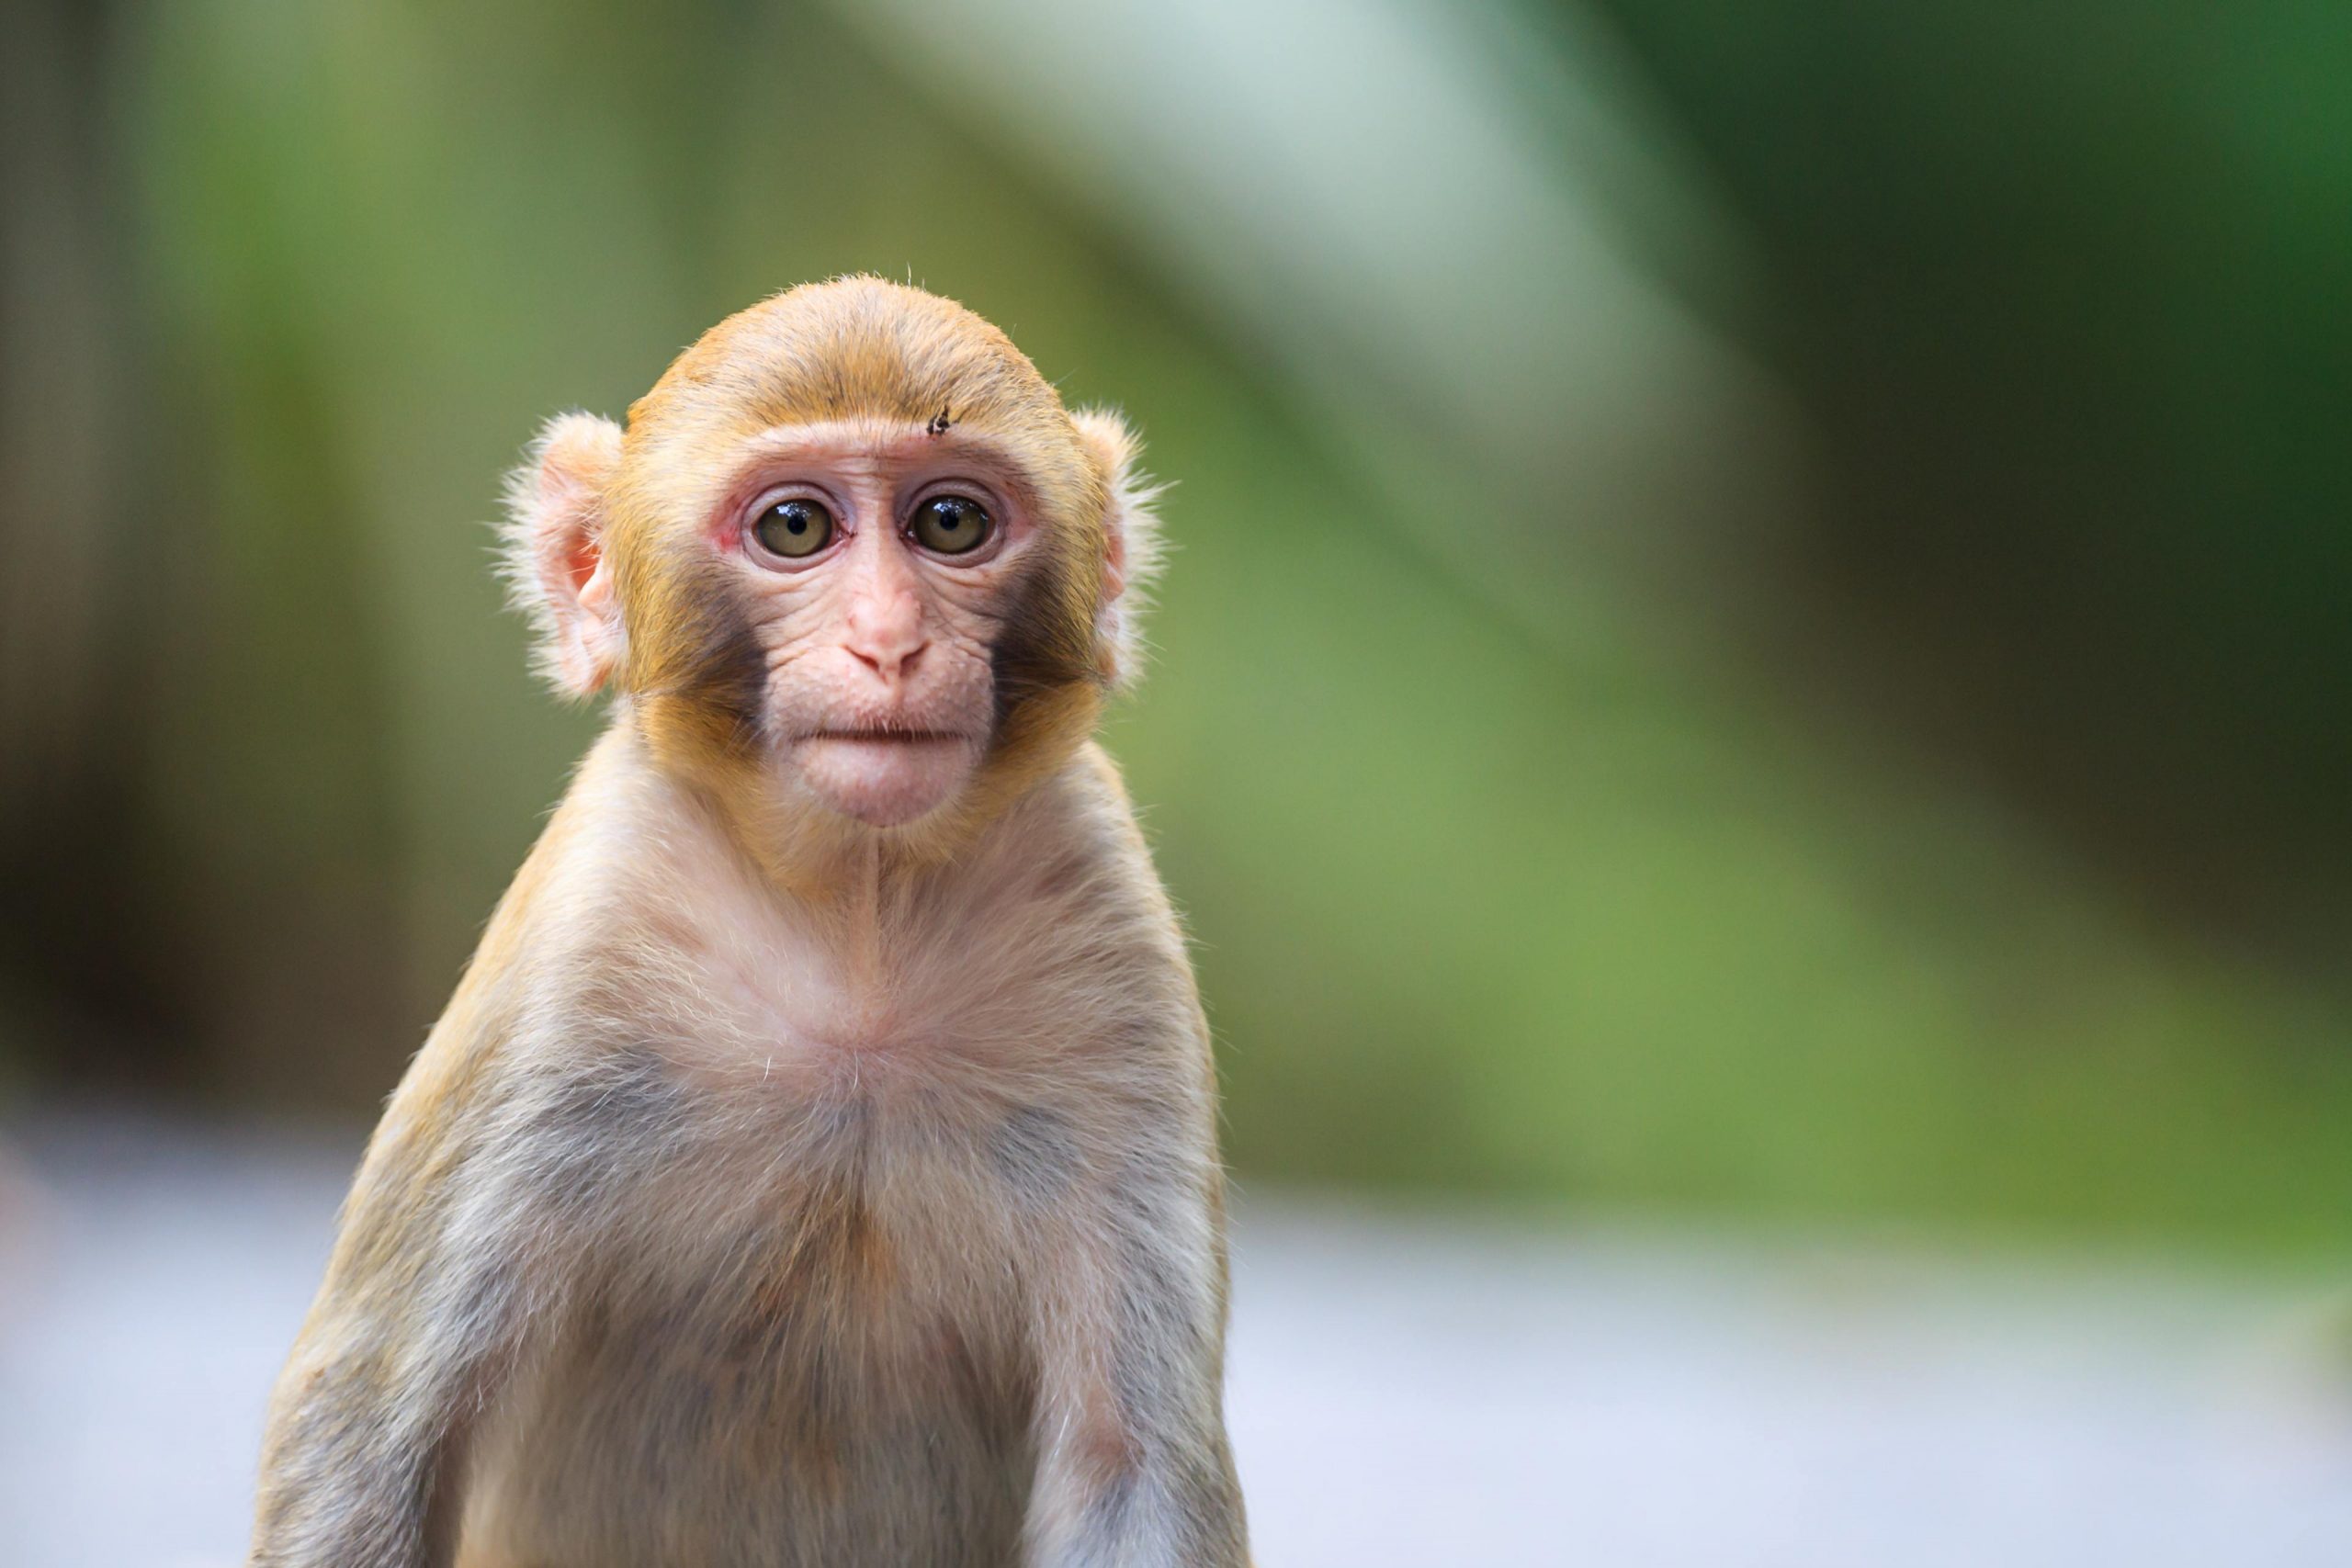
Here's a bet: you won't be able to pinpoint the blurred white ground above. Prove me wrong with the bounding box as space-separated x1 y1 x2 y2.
2 1108 2349 1567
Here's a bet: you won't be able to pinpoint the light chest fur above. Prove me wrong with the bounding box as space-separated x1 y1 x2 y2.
419 729 1217 1567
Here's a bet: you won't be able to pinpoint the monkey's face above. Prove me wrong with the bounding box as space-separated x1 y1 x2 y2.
709 421 1034 827
507 277 1159 845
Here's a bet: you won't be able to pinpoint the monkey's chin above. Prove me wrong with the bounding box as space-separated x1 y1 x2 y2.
791 734 978 828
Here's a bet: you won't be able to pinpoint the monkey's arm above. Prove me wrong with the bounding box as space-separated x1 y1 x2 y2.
249 1075 526 1568
1023 1143 1250 1568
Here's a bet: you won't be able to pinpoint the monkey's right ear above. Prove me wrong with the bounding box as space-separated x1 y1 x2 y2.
501 412 627 698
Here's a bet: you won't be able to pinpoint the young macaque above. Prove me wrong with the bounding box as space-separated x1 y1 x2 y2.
248 277 1250 1567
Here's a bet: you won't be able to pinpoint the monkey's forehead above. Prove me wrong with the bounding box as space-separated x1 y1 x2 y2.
635 277 1071 443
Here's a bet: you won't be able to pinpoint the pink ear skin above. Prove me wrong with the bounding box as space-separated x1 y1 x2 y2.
1069 408 1164 690
503 412 626 697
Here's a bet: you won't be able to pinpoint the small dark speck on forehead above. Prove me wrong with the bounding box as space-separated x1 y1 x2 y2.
926 405 954 436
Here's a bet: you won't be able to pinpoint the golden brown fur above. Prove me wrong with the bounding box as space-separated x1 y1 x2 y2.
249 279 1248 1567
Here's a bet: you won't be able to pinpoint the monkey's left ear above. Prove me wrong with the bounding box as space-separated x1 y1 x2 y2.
1071 408 1165 690
500 412 628 698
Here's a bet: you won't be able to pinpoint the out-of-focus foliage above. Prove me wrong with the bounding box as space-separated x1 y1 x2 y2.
1585 0 2352 946
1 0 2345 1248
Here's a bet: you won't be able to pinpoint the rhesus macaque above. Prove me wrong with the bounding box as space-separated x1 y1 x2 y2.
248 277 1250 1567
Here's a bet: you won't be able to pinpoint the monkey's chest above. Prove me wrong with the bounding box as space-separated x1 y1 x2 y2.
458 1095 1045 1568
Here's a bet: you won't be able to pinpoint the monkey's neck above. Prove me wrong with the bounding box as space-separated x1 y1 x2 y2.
841 835 887 997
609 709 1053 921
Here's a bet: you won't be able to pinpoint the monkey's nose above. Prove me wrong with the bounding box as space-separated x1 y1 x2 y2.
842 603 929 683
846 636 927 683
842 573 931 684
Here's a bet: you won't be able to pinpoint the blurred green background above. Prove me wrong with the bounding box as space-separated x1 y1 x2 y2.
4 0 2346 1252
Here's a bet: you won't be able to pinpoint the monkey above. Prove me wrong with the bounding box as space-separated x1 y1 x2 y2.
246 276 1250 1568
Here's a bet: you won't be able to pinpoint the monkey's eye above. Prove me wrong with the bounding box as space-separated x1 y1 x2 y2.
752 499 834 559
910 495 992 556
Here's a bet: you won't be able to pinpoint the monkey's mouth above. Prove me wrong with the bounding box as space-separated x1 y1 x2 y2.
800 728 969 745
792 727 980 827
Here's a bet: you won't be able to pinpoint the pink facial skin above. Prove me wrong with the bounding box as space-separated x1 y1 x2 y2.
718 421 1035 828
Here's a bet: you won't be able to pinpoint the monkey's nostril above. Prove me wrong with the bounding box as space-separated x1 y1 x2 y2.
846 639 926 682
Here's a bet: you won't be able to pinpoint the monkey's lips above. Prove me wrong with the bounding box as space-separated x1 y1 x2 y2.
790 727 980 826
804 727 969 744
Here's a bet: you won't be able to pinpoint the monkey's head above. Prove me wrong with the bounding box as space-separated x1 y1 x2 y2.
503 277 1159 852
